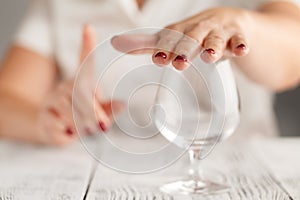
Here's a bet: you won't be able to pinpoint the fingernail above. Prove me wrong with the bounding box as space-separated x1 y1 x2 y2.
154 52 167 59
65 127 73 136
236 44 246 50
205 48 216 54
99 121 107 132
174 55 187 62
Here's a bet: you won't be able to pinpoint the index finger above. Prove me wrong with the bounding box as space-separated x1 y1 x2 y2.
111 33 158 54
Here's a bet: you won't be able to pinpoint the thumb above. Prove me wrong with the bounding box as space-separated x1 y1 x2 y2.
80 24 97 65
76 24 97 87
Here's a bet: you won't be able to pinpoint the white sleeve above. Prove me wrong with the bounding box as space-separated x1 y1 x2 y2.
235 0 300 10
14 0 53 57
258 0 300 10
255 0 300 7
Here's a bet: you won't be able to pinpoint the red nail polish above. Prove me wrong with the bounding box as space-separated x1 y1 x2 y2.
154 52 167 59
65 127 73 136
174 55 187 62
205 48 216 54
99 121 107 132
236 44 246 50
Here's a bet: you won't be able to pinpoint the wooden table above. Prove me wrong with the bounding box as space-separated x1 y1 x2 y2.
0 137 299 200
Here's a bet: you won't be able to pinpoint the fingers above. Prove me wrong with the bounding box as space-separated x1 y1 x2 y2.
46 114 76 145
77 24 97 89
230 34 249 57
111 31 176 65
75 25 110 134
72 87 117 134
171 37 200 70
97 100 125 132
111 34 158 54
43 80 102 144
170 29 249 67
111 12 250 70
200 30 229 64
47 105 75 136
94 92 125 130
171 24 209 70
72 87 103 134
101 100 125 119
152 28 183 66
46 83 76 137
80 24 97 64
111 27 227 69
42 102 77 146
75 25 125 135
94 100 111 132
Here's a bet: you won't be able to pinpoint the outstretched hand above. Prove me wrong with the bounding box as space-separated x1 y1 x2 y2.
39 25 124 146
112 8 250 70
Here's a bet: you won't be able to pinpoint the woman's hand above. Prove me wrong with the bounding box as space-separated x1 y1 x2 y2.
112 7 251 70
0 25 124 146
152 7 251 70
38 25 124 146
112 3 300 90
37 80 76 145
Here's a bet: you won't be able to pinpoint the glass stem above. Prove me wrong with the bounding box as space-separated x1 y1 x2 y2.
188 149 205 186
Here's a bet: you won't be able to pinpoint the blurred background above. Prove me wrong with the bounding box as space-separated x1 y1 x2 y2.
0 1 299 136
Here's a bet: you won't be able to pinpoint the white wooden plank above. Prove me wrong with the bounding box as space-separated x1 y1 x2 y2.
251 138 300 200
1 137 297 200
0 140 94 200
86 138 294 200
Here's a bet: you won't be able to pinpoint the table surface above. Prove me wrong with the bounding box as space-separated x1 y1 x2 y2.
0 137 299 200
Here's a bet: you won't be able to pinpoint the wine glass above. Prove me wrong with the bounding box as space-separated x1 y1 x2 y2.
153 58 240 195
74 28 199 174
73 27 239 193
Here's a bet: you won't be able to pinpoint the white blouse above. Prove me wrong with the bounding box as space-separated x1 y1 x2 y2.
14 0 297 138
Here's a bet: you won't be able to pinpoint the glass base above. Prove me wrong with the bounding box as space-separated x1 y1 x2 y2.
160 179 229 195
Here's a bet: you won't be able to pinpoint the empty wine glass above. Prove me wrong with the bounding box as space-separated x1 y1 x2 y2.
111 28 240 194
153 57 240 195
73 27 240 195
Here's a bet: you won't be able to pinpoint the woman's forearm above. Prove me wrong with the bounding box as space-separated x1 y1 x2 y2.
0 90 43 143
0 46 57 144
233 2 300 91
